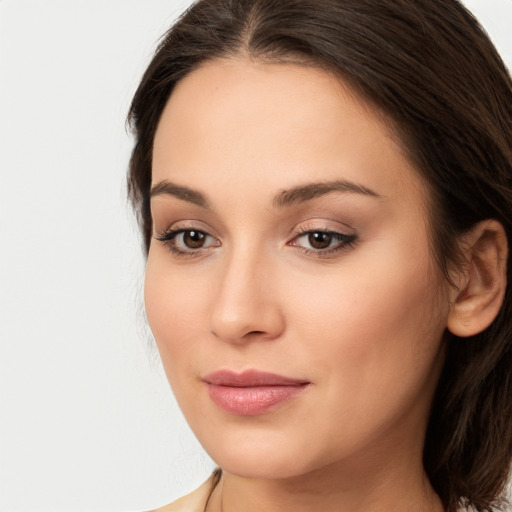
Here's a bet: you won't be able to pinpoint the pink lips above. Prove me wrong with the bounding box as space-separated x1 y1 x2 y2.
203 369 309 416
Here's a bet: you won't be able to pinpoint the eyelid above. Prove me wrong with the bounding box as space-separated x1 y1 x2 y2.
287 220 358 256
291 219 355 237
155 218 215 233
153 219 357 258
154 221 221 257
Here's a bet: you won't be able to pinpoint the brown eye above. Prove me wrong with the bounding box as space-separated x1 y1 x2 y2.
308 232 332 249
289 229 357 255
183 230 206 248
156 227 220 254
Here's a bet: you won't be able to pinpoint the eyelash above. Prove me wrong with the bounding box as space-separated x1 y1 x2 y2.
155 227 219 257
289 227 357 257
155 225 357 258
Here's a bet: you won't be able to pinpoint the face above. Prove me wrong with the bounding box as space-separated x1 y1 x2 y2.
146 59 451 480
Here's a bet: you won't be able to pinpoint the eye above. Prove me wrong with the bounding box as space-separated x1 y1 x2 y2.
155 228 220 255
305 232 335 250
290 229 357 254
177 230 208 249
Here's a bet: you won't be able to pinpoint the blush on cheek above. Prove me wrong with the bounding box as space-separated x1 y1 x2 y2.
144 264 213 381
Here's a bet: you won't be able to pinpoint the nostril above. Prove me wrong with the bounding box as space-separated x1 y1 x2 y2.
242 330 276 341
243 330 267 338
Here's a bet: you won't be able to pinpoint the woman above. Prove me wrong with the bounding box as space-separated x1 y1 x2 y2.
128 1 512 511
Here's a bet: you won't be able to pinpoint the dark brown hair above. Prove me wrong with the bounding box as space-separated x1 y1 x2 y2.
127 1 512 510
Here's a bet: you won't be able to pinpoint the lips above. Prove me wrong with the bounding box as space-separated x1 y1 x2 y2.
203 370 310 415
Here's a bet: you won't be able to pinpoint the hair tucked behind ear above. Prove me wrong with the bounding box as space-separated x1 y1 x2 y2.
128 1 512 510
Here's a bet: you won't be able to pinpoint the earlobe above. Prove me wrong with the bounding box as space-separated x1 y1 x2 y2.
447 220 508 338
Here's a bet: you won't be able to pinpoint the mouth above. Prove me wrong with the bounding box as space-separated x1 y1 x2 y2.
202 369 310 416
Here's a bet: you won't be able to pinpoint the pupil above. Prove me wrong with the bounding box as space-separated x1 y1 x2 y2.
184 230 205 248
309 232 331 249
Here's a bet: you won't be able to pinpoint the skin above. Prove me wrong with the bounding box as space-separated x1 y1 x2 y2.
146 58 452 512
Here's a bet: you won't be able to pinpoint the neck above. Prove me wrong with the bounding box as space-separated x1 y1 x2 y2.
207 440 444 512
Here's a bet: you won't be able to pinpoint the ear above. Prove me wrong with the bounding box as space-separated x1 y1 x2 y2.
447 220 508 338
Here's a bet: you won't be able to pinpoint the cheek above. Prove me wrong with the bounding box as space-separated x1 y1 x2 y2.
275 243 448 458
144 255 210 379
286 238 448 391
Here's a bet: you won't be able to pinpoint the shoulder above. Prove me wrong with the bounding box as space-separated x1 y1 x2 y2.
150 471 221 512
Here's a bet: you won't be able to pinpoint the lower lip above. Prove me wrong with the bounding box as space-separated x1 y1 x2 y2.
206 384 308 415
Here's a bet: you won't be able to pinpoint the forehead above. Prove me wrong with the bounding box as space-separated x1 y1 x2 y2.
152 58 428 208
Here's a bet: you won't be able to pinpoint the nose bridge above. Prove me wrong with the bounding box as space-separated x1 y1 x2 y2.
209 241 284 343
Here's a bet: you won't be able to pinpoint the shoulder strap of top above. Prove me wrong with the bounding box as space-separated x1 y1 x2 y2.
150 469 221 512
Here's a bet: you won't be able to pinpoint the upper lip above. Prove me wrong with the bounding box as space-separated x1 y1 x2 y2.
203 369 309 387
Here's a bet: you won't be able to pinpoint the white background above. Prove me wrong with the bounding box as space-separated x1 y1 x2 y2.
1 1 511 511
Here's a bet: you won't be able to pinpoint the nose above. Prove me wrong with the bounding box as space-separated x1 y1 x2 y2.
209 249 285 344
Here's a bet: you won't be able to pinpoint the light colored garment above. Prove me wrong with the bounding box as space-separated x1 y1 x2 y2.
151 472 475 512
150 474 218 512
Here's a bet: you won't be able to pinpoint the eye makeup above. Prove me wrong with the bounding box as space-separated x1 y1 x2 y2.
155 226 221 257
154 220 358 260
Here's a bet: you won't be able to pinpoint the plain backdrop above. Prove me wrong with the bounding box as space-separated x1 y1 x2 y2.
1 1 511 511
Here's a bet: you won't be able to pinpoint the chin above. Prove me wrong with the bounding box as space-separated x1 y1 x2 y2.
215 453 309 480
198 428 325 480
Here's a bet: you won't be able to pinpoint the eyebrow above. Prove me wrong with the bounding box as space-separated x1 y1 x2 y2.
150 180 210 208
273 179 380 208
150 178 380 209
